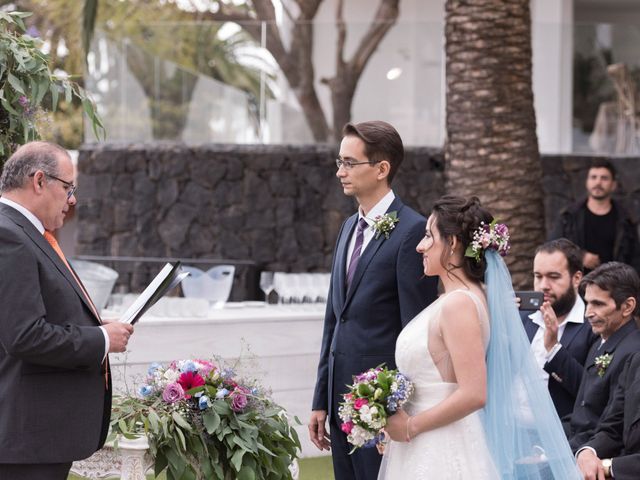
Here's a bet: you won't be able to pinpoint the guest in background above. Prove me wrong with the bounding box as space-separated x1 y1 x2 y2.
520 238 598 418
576 352 640 480
0 142 133 480
549 159 640 273
563 262 640 451
309 121 438 480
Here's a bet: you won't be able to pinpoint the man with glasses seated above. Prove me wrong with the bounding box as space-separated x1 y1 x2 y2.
309 121 438 480
0 141 133 480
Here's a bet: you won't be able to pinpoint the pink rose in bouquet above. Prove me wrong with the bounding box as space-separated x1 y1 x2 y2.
162 382 184 403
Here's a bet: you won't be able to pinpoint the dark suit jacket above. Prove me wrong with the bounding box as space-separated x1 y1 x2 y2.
564 319 640 450
583 352 640 480
521 309 599 418
0 203 110 464
312 196 437 421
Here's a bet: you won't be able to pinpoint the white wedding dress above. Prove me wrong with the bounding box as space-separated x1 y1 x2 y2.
378 290 499 479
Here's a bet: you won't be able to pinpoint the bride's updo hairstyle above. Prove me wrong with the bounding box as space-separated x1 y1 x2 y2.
431 195 494 282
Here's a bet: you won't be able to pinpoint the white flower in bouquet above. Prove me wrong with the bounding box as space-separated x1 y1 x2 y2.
347 424 376 448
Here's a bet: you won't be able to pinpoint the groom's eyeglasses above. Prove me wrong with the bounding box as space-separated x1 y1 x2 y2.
335 158 380 170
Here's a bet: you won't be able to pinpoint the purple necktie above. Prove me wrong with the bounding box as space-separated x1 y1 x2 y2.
346 218 369 289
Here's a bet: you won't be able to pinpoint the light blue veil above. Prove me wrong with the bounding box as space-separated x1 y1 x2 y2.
482 250 582 479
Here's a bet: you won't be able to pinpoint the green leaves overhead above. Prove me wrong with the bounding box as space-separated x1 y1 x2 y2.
0 10 105 165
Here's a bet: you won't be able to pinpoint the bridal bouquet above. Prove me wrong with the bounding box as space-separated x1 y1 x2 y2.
338 366 413 450
110 358 300 480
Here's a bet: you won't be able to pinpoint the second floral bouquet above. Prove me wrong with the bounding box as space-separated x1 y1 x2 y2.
338 365 413 451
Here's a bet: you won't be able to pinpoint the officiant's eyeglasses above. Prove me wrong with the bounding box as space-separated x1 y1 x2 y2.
335 158 380 170
30 172 77 199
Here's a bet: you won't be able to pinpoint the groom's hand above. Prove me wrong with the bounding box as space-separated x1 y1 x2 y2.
309 410 331 451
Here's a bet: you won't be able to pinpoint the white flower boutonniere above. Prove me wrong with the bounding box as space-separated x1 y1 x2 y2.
371 211 399 240
595 353 613 378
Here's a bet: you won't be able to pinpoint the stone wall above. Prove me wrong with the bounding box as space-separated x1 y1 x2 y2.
76 145 640 298
76 144 445 298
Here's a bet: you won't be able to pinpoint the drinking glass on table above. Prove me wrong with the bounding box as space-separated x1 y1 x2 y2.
259 271 275 304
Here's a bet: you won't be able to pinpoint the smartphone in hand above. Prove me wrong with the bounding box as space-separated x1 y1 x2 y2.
515 291 544 311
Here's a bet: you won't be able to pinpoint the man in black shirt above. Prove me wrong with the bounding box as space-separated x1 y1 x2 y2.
549 159 640 273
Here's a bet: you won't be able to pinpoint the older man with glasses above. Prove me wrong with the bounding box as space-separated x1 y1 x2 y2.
310 121 438 480
0 141 133 480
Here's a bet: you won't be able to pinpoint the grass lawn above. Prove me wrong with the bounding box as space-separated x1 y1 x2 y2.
68 456 334 480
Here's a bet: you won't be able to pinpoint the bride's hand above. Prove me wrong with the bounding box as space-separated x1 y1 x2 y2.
384 409 413 442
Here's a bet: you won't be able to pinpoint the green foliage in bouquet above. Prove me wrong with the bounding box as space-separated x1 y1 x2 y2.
0 11 104 166
110 359 300 480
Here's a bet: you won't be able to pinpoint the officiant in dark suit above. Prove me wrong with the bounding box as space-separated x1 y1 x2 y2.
564 262 640 451
520 239 598 418
309 121 438 480
0 142 133 480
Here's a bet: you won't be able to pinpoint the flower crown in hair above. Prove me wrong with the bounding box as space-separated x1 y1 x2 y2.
464 220 511 262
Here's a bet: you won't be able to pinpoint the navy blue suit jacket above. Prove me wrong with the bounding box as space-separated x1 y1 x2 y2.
565 320 640 451
521 309 598 418
312 196 438 421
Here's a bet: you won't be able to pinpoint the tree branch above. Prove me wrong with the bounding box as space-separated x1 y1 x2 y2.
294 0 323 19
335 0 346 69
348 0 399 77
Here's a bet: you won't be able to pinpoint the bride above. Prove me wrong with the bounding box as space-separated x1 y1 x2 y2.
378 195 580 479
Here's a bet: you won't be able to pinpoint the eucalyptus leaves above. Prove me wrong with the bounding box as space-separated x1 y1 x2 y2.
0 11 104 165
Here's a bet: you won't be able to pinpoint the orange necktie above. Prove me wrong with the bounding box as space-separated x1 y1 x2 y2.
44 231 109 388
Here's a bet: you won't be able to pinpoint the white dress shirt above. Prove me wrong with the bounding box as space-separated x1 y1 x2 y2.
345 190 396 272
529 295 585 383
0 197 109 356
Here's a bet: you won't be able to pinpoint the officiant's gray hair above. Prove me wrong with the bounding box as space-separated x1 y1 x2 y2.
0 141 67 192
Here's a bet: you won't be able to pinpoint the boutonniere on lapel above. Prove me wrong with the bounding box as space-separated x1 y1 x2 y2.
594 353 613 377
371 211 399 240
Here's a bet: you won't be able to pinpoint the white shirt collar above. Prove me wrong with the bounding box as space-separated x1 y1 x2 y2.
0 197 45 234
530 294 585 327
359 190 396 226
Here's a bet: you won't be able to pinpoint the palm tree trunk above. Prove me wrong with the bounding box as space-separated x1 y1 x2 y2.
444 0 543 288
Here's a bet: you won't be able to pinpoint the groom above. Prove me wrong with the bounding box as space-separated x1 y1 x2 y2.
309 121 438 480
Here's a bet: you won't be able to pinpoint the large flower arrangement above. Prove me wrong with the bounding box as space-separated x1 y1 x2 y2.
110 358 300 480
338 366 413 451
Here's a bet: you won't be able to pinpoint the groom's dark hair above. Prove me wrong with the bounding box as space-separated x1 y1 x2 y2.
342 121 404 184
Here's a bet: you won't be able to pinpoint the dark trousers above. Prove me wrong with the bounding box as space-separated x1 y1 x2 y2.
0 462 72 480
329 415 382 480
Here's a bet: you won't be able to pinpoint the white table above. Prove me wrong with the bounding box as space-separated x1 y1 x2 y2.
109 303 328 458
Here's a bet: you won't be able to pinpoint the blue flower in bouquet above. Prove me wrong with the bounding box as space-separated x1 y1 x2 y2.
198 395 211 410
139 385 154 397
387 373 412 413
148 362 162 376
216 387 230 399
181 361 197 373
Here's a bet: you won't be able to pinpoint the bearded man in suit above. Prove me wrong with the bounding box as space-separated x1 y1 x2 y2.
520 238 598 418
308 121 438 480
0 142 133 479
